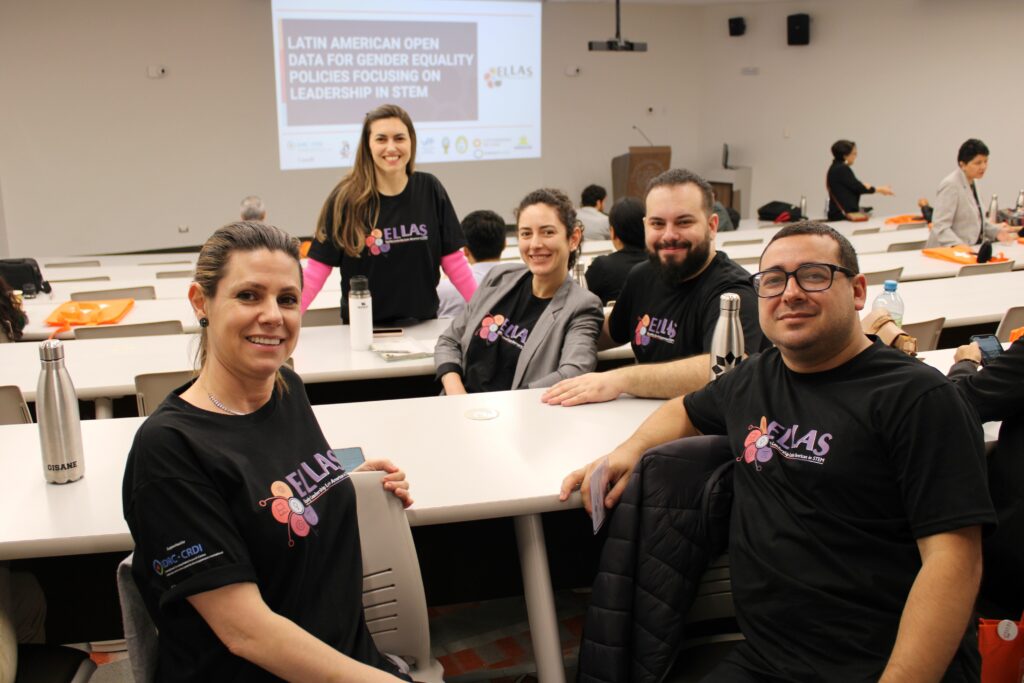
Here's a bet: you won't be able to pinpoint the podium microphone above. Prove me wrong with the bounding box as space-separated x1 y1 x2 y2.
632 125 654 146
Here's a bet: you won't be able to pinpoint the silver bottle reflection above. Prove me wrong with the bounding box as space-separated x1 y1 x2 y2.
37 340 84 483
709 293 744 381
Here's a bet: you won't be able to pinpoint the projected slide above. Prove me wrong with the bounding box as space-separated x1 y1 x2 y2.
271 0 542 170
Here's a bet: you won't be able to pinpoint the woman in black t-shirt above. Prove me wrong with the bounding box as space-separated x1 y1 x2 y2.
302 104 476 323
435 189 603 393
826 139 894 221
123 222 413 682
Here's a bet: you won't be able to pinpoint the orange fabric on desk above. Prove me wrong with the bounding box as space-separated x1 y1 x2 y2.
884 214 927 225
1010 327 1024 344
44 299 135 338
978 613 1024 683
920 246 1009 265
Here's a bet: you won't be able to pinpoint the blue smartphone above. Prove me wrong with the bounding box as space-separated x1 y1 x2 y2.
970 334 1002 366
331 446 366 472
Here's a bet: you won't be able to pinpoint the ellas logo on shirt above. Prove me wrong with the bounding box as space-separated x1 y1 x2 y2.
259 449 352 547
365 223 429 256
634 313 677 347
478 313 532 349
741 416 833 471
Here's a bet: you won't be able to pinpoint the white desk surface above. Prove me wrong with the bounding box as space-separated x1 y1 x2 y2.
39 254 198 269
864 270 1024 327
721 227 933 261
3 319 634 403
0 389 659 560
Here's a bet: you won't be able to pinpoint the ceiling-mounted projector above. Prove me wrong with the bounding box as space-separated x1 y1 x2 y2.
589 0 647 52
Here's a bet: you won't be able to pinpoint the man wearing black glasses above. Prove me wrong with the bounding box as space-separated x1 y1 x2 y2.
563 222 994 682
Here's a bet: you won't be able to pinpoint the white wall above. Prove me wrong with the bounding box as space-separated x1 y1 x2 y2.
1 0 1022 256
0 0 700 256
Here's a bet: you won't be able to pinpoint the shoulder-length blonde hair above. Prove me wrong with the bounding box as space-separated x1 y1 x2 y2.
316 104 417 258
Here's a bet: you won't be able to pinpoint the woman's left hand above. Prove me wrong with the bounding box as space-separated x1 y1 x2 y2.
354 459 413 508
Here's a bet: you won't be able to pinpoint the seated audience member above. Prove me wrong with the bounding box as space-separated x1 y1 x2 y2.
712 200 735 231
239 195 267 222
437 210 506 318
543 169 766 407
584 197 646 305
918 197 934 223
925 138 1018 247
0 276 27 343
564 221 994 682
826 139 894 220
578 184 610 241
948 337 1024 618
123 222 413 682
435 189 603 394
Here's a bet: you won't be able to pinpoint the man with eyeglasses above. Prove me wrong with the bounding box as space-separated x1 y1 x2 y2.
562 222 994 682
542 169 767 407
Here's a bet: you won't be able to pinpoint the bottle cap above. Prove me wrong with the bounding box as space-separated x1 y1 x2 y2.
39 339 65 361
883 280 898 292
350 275 369 293
719 292 740 311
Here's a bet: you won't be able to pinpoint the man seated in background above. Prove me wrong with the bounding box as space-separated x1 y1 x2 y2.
436 209 506 318
563 222 994 682
239 195 266 222
584 197 646 305
543 169 765 406
578 184 610 240
947 336 1024 619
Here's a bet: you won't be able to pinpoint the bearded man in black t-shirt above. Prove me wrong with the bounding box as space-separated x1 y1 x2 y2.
542 169 766 407
562 222 995 682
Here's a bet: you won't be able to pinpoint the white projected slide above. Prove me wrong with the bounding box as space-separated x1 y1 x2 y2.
271 0 542 170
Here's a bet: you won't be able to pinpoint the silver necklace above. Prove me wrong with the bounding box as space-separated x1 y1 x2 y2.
207 392 246 416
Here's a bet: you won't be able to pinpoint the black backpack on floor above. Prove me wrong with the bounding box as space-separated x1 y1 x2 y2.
757 201 803 223
0 258 52 294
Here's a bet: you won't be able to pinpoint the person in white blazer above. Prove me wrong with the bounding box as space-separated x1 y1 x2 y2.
926 138 1018 247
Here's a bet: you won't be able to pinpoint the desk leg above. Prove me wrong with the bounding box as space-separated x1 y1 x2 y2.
94 398 113 420
514 514 566 683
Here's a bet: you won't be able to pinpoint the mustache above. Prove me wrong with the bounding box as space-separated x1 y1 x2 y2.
655 239 692 251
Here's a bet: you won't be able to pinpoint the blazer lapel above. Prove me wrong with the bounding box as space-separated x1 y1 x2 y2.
512 274 571 388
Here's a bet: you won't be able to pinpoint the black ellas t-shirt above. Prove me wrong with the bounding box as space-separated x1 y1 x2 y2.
608 253 766 364
122 368 399 682
308 171 465 324
463 272 551 393
683 342 996 682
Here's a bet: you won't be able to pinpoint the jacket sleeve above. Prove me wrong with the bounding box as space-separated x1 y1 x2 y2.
525 293 604 388
948 339 1024 423
434 302 472 377
929 176 963 246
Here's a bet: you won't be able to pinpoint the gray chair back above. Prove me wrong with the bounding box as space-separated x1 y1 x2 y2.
0 386 32 425
70 286 156 301
74 320 182 340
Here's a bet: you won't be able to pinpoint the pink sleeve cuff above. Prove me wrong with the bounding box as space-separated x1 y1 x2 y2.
301 258 333 313
440 251 477 302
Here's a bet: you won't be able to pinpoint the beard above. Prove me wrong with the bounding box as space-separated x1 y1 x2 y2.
647 235 712 287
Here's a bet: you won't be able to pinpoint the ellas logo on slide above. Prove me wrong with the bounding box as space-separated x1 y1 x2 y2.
483 65 534 88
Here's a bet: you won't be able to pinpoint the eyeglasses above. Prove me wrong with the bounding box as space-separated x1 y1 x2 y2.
751 263 856 298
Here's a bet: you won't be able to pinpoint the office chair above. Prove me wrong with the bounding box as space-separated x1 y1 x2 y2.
70 286 156 301
74 320 182 340
0 385 32 425
862 267 903 286
134 370 193 416
996 306 1024 342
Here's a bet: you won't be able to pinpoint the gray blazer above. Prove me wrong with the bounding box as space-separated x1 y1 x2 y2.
926 168 999 247
435 263 604 390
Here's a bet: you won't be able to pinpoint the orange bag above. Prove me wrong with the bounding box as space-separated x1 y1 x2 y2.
920 246 1009 265
1010 327 1024 344
45 299 135 337
884 214 928 225
978 614 1024 683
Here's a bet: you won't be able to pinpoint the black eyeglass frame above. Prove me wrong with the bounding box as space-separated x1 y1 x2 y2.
750 262 857 298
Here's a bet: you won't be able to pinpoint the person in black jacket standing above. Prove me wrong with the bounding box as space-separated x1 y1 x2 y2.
948 337 1024 619
826 140 894 220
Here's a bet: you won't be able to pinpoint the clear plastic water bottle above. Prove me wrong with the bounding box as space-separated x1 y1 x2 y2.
348 275 373 351
37 340 84 484
871 280 904 328
709 293 744 381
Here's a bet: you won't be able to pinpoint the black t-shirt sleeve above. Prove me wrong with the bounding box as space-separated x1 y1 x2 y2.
948 338 1024 423
584 257 612 304
835 163 871 195
606 268 638 345
429 174 465 257
682 372 734 436
886 383 995 539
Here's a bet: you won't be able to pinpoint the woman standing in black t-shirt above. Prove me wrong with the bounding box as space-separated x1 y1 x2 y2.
302 104 476 323
826 139 894 221
123 222 413 682
435 189 603 393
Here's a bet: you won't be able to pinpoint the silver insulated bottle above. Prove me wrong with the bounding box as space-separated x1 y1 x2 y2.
709 293 744 381
37 340 84 483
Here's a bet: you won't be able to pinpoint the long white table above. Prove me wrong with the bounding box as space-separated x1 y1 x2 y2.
0 389 661 682
864 270 1024 327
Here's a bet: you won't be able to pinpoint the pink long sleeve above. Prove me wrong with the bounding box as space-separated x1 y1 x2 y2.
440 250 477 302
301 257 333 313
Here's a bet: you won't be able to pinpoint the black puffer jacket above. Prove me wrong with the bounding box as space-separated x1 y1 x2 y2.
577 435 734 683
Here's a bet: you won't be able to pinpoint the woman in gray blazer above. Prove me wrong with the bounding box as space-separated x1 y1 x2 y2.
926 138 1017 247
435 189 604 393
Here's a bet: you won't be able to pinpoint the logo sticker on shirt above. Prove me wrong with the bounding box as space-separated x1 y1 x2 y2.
259 449 352 547
634 314 677 347
478 313 531 349
152 540 223 577
365 223 430 256
741 416 832 470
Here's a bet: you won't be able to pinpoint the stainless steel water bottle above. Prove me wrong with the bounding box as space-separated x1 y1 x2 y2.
799 195 808 220
988 194 999 223
709 293 744 381
348 275 373 351
36 340 84 484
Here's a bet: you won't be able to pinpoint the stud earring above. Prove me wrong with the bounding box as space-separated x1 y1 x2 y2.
199 317 209 328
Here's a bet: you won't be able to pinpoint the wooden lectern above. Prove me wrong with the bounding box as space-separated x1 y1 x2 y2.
611 146 671 200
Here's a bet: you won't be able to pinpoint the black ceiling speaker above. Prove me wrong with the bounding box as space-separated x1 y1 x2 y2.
728 17 746 37
787 14 810 45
